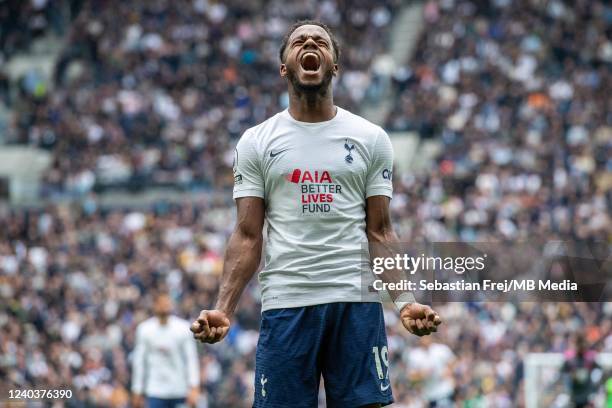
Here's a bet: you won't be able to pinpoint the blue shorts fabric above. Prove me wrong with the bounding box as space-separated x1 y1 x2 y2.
145 397 186 408
253 302 394 408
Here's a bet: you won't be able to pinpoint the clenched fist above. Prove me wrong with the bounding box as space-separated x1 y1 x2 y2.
190 309 231 344
400 303 442 336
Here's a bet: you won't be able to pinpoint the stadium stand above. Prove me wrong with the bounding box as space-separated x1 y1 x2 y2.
386 0 610 243
0 0 610 407
4 0 400 195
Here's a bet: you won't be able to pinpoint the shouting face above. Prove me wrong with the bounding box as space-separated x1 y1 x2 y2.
280 24 338 94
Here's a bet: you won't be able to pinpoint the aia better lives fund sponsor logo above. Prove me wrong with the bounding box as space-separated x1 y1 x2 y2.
286 169 342 215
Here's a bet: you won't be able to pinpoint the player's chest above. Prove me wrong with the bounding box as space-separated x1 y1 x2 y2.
261 133 369 187
147 331 179 356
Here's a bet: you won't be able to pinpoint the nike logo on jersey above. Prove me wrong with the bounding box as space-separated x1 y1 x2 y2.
270 149 289 158
380 382 391 391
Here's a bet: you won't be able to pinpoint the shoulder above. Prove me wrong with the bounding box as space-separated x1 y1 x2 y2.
338 108 386 139
433 343 455 357
338 108 389 156
170 316 192 331
170 317 195 340
136 317 156 333
235 112 285 157
241 111 285 142
408 347 428 360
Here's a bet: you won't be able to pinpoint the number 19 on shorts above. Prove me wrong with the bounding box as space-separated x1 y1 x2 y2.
372 346 389 380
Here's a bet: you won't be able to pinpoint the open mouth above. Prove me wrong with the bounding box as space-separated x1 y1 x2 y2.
300 52 321 72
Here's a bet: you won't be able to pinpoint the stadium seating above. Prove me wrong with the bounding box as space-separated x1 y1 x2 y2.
1 0 610 406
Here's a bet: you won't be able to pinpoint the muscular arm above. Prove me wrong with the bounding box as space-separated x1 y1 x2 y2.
365 196 397 243
216 197 265 317
365 195 407 303
366 195 442 336
191 197 264 343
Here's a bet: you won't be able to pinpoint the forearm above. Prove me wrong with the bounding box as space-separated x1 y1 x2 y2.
366 197 440 333
215 229 262 317
366 196 414 304
367 226 413 303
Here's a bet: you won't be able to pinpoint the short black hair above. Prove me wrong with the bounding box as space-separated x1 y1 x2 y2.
279 20 340 63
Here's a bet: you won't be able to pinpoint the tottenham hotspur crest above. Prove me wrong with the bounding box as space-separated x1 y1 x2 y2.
344 139 355 164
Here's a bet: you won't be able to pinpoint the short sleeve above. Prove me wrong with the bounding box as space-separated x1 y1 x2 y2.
366 128 394 198
233 130 264 199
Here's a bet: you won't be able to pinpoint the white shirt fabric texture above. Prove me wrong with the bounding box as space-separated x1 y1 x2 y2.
232 107 394 311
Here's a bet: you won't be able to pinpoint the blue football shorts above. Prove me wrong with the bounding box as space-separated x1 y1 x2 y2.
253 302 394 407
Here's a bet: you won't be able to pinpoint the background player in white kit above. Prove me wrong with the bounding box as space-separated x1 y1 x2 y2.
191 20 442 407
132 294 200 408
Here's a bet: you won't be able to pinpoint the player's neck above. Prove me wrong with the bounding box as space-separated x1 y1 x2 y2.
287 87 336 123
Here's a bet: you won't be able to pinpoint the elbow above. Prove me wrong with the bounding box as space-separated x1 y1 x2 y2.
234 225 263 251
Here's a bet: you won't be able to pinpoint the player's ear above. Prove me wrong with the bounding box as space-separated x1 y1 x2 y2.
280 64 287 78
332 63 339 77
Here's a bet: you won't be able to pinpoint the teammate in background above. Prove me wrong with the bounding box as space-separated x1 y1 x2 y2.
132 294 200 408
406 335 456 406
191 20 441 407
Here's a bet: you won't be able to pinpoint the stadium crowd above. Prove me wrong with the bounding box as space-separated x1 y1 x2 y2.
0 0 69 60
2 201 610 407
1 0 611 407
5 0 398 195
387 0 610 243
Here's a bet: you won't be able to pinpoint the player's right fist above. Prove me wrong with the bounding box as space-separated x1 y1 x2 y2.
400 303 442 337
190 309 231 344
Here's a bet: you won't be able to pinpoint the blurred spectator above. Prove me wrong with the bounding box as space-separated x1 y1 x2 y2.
0 0 71 58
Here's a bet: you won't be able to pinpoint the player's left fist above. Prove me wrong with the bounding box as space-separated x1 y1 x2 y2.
400 303 442 337
190 309 230 344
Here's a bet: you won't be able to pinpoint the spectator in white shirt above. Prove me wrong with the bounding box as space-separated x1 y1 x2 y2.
405 335 456 407
131 294 200 408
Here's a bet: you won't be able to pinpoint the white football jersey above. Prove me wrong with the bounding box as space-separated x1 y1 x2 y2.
233 107 393 311
131 316 199 398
